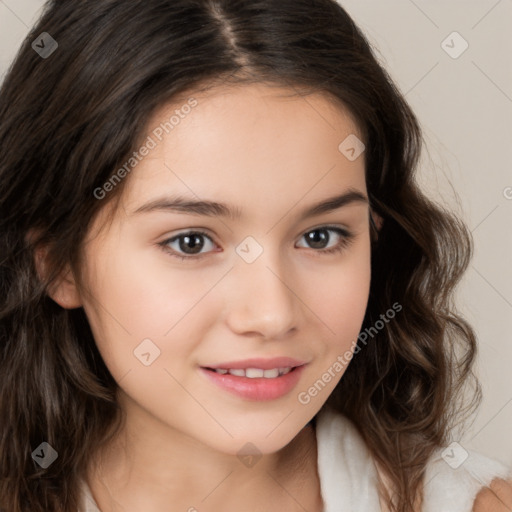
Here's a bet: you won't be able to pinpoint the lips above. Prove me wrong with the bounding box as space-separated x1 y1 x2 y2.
199 357 308 401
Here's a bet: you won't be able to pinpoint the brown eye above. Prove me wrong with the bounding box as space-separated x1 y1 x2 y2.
304 229 330 249
297 226 354 255
160 230 217 259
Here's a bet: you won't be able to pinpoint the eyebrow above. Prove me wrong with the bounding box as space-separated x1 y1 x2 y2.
131 188 368 221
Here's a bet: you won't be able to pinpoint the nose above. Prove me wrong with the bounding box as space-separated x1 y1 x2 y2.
223 251 300 340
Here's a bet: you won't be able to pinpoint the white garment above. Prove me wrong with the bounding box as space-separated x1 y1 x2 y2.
80 407 512 511
315 407 512 512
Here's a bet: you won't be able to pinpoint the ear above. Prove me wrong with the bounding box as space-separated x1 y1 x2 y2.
372 211 383 230
370 210 384 237
46 262 83 309
28 230 83 309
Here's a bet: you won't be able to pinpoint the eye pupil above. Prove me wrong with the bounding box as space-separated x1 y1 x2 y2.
306 229 328 249
179 234 204 254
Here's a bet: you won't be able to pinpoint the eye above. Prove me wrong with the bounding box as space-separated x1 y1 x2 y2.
159 230 217 260
159 225 354 261
296 226 354 255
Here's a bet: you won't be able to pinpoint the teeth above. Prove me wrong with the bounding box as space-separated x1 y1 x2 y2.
245 368 264 378
213 367 293 378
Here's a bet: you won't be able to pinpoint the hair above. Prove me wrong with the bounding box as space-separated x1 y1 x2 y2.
0 0 481 511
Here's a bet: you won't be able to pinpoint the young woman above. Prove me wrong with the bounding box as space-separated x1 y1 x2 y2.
0 1 510 511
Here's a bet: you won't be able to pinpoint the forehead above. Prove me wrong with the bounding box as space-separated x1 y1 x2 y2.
151 81 363 150
118 82 367 220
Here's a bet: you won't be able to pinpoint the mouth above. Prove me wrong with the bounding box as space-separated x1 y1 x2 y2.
199 359 308 401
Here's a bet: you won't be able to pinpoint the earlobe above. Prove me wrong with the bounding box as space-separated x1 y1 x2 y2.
47 265 83 309
31 235 83 309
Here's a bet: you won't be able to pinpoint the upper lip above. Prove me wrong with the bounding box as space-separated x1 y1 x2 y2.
202 357 307 370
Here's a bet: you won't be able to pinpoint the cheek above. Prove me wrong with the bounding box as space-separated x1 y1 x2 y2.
79 242 223 379
96 253 215 333
293 244 371 410
323 264 370 341
308 241 371 347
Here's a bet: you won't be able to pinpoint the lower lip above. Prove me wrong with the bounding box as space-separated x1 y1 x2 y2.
199 365 307 401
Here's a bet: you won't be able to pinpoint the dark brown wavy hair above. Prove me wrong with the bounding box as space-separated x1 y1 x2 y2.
0 0 480 511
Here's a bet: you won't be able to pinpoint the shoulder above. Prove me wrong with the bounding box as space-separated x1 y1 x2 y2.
420 444 512 512
472 478 512 511
314 408 512 512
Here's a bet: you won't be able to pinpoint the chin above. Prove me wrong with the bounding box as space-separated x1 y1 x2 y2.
200 415 309 456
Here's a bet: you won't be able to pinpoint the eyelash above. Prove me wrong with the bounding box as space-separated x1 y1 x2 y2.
158 225 355 261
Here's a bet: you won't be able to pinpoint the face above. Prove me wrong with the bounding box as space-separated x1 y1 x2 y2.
68 83 371 456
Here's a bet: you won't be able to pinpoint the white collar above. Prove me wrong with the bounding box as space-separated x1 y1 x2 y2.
315 406 382 511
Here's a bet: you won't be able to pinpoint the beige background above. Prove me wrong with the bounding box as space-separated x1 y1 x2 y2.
1 0 511 467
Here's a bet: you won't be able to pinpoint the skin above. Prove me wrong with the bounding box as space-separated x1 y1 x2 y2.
472 478 512 512
49 82 375 511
